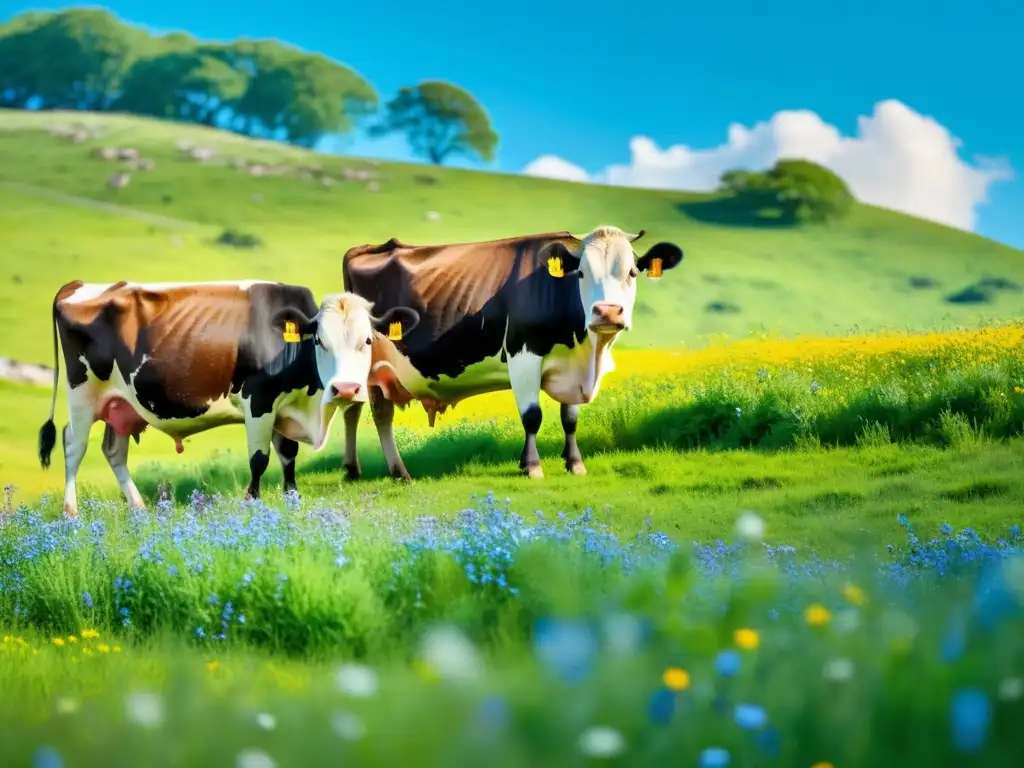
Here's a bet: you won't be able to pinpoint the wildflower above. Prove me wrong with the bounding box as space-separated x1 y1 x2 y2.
125 692 165 728
734 511 765 542
811 763 835 768
81 629 99 639
32 746 63 768
997 677 1023 702
662 667 690 691
755 727 782 758
715 650 741 678
804 604 831 627
533 618 597 683
950 688 991 753
255 712 276 731
82 592 93 609
578 726 625 758
330 710 366 741
601 612 645 656
698 747 731 767
733 703 768 730
841 584 866 606
417 625 482 682
335 663 379 698
822 658 855 682
832 608 860 635
67 636 77 644
648 687 676 724
734 628 759 650
206 659 221 673
98 644 110 654
113 646 121 653
51 638 65 647
54 696 80 715
236 749 276 768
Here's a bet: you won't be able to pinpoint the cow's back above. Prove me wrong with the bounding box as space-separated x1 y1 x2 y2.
54 279 317 417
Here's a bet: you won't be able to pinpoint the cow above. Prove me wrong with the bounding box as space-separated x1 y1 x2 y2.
339 225 684 481
36 280 420 517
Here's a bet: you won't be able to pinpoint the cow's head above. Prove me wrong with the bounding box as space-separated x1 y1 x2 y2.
273 291 420 411
550 226 683 336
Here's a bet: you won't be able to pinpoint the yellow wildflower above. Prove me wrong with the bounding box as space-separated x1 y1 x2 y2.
811 763 835 768
734 628 760 650
51 637 65 647
2 635 11 643
662 667 690 691
205 659 221 673
842 584 867 606
81 629 99 639
98 644 110 654
805 604 832 627
81 647 92 655
67 636 78 644
112 646 121 653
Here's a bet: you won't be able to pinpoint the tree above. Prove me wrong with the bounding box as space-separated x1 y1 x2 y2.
0 8 147 110
369 81 498 165
717 159 856 224
115 43 247 126
231 43 378 146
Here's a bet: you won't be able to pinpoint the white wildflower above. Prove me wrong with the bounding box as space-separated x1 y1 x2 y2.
334 663 379 698
578 726 625 758
734 511 765 542
125 691 164 728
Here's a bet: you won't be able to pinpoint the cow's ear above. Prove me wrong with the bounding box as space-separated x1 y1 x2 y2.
636 242 684 273
545 242 581 275
371 306 421 340
272 307 318 338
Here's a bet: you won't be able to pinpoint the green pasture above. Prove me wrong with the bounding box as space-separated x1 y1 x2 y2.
0 109 1022 370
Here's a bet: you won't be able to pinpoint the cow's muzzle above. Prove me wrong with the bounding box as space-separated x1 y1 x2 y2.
329 382 362 401
589 302 626 334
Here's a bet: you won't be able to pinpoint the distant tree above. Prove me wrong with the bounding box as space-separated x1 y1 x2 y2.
717 159 855 224
369 81 498 165
232 43 378 146
0 8 146 110
765 159 855 223
116 43 247 126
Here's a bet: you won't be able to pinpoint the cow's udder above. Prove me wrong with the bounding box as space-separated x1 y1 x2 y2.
98 397 149 438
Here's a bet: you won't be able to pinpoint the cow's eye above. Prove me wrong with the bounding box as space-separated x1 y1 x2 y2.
628 267 638 279
313 335 323 348
365 336 372 346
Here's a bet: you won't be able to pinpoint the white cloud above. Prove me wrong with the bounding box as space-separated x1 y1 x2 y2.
521 154 591 183
521 100 1014 232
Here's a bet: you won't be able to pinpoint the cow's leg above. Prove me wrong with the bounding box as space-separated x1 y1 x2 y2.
370 392 411 481
508 351 545 479
61 384 97 518
243 408 275 501
560 404 587 475
100 424 145 510
272 432 299 495
342 402 363 481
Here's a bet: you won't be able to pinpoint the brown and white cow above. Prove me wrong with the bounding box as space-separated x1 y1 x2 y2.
340 225 684 480
37 280 419 517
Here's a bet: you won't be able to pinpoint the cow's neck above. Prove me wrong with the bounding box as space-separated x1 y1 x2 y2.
578 329 618 400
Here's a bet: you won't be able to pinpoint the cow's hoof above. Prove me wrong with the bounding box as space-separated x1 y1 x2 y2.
392 474 412 484
343 464 361 481
63 504 78 519
525 464 545 479
566 460 587 476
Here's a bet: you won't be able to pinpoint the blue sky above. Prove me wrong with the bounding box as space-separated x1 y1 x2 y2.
3 0 1022 249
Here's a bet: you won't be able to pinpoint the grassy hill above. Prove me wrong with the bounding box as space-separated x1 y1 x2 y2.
1 108 1022 369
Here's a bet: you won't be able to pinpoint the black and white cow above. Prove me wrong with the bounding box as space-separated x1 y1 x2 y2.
339 225 684 480
37 279 419 516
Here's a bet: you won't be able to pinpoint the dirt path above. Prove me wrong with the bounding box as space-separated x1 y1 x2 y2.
0 181 203 231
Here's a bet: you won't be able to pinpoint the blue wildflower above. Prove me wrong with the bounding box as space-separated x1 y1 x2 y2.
648 687 676 724
32 746 63 768
715 650 741 678
733 703 767 730
951 688 991 753
755 726 782 758
81 591 92 609
699 747 731 767
532 618 596 683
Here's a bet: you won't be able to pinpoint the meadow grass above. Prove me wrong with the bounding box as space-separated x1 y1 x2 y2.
0 494 1021 767
1 108 1023 371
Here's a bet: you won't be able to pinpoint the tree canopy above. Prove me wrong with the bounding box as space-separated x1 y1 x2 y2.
0 8 389 149
717 159 856 224
368 81 499 165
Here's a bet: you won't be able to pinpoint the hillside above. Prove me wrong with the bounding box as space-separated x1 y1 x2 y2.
1 109 1022 367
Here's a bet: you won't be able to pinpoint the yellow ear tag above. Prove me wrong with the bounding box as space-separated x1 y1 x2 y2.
283 321 301 343
547 256 564 278
647 257 663 280
388 321 403 341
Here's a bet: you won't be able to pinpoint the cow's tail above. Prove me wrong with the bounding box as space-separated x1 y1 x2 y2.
38 298 61 470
